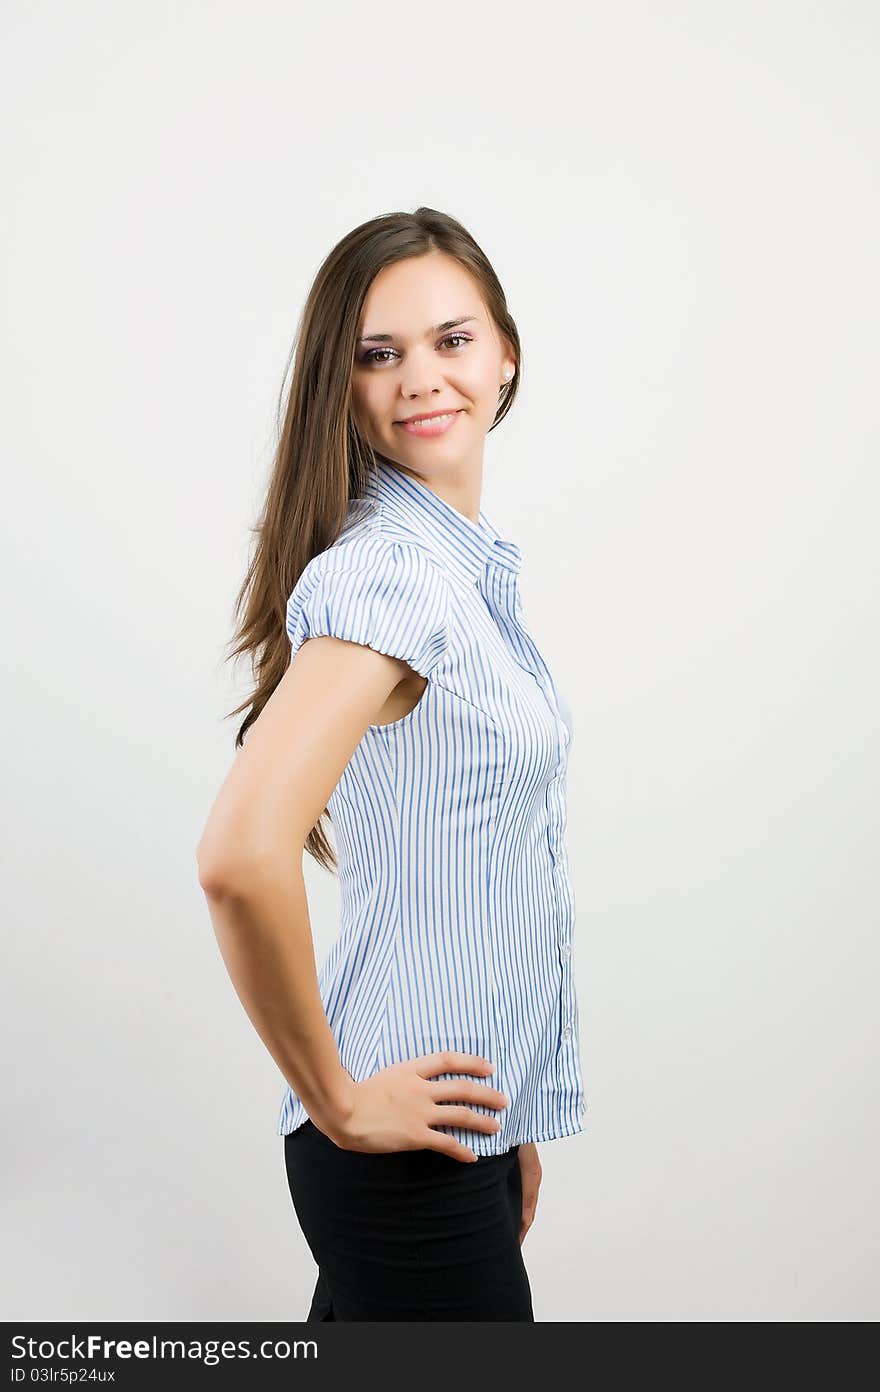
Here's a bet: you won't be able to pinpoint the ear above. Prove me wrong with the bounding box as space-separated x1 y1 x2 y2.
499 334 517 383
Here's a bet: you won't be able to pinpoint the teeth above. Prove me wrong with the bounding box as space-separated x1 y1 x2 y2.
408 413 456 427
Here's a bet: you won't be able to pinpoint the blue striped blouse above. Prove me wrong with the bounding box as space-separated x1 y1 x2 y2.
277 458 587 1150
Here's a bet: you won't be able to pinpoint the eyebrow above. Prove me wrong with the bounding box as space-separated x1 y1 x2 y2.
357 315 479 345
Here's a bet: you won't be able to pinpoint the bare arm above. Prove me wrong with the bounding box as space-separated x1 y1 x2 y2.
198 633 508 1161
196 635 411 1135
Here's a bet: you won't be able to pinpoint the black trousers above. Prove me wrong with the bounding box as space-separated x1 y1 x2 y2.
283 1119 534 1321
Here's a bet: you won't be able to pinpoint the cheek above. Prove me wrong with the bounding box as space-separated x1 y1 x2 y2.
457 367 500 421
457 353 500 401
351 381 382 433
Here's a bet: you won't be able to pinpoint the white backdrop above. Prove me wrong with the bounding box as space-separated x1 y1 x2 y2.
2 0 877 1322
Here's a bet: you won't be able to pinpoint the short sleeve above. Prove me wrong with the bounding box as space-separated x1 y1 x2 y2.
285 536 450 678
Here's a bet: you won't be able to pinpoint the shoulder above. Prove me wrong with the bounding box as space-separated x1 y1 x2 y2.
286 517 451 678
295 512 445 598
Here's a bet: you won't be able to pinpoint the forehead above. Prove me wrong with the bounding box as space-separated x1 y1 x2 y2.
359 252 484 331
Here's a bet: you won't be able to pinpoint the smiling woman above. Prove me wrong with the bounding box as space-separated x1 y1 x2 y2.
198 207 582 1322
350 254 516 471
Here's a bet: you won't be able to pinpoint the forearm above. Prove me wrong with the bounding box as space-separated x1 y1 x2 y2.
200 858 355 1133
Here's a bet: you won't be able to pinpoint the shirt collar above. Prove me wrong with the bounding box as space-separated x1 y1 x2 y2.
358 458 522 586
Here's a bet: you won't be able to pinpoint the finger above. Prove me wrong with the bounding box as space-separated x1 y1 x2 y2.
421 1131 479 1164
521 1186 539 1219
428 1105 502 1134
414 1051 495 1079
428 1079 509 1108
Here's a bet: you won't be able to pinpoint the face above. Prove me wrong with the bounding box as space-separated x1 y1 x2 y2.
350 251 515 483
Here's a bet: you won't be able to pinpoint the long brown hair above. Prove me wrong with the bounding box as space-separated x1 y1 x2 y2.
224 207 522 870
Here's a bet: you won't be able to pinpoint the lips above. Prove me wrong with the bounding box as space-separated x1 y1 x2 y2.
395 409 464 438
396 408 461 423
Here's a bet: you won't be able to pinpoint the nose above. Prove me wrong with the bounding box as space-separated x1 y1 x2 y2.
399 346 446 401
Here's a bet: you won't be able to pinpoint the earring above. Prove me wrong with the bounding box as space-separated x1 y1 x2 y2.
502 368 513 385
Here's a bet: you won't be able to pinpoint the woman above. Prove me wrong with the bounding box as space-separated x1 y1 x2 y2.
198 207 587 1322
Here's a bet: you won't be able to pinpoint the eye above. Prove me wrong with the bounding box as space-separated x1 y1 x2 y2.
358 333 473 366
360 347 399 365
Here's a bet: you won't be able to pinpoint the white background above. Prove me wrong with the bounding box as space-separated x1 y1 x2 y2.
2 0 877 1321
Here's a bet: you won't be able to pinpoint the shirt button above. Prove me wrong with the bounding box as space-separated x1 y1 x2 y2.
561 1025 573 1042
560 943 571 959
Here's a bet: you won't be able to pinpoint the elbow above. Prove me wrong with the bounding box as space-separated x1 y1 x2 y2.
196 837 291 901
196 833 244 899
196 844 233 900
197 848 249 900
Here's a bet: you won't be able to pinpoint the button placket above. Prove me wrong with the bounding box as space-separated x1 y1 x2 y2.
554 823 576 1046
483 562 579 1061
511 583 571 744
483 569 570 755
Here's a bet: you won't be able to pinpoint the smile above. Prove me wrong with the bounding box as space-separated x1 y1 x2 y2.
395 410 464 438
